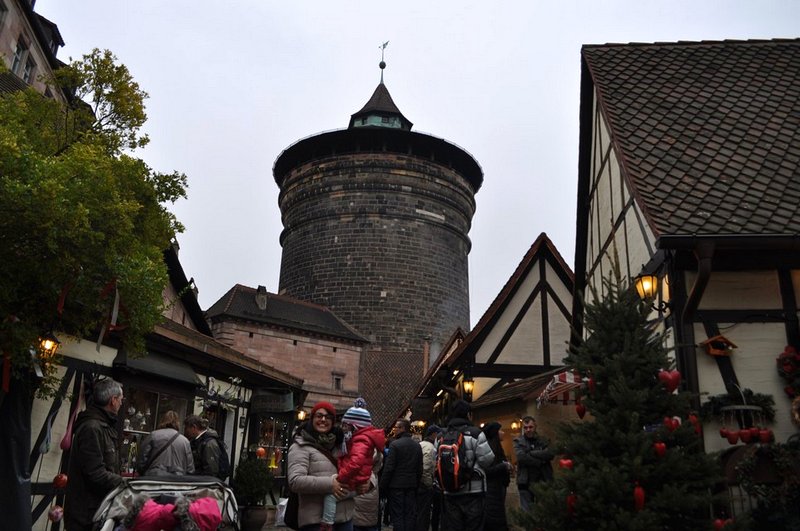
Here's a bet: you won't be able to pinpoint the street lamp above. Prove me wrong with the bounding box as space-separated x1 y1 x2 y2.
38 331 61 360
634 274 669 312
462 378 474 400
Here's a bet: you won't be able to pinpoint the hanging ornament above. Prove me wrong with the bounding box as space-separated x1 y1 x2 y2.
713 518 734 530
688 413 701 435
48 505 64 523
739 429 753 443
634 482 645 511
558 458 574 470
588 376 596 394
256 447 267 458
52 473 68 489
759 428 773 444
663 416 680 432
575 396 587 419
566 492 577 516
726 430 740 445
657 369 682 393
653 441 666 458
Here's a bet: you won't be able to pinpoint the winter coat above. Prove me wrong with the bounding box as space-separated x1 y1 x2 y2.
513 433 554 487
64 405 124 531
337 425 385 489
419 439 436 489
288 432 354 528
190 429 222 477
434 418 495 496
138 427 194 476
353 450 383 528
379 431 423 491
484 450 510 530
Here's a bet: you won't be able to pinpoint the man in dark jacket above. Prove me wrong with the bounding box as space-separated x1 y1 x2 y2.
380 418 422 531
435 400 494 531
513 415 553 512
184 415 222 477
65 378 125 531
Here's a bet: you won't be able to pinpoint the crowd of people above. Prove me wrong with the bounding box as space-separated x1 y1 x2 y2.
288 397 555 531
61 376 557 531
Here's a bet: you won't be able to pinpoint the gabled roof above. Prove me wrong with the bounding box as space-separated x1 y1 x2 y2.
456 232 573 365
582 39 800 238
164 244 212 336
206 284 368 344
348 82 413 130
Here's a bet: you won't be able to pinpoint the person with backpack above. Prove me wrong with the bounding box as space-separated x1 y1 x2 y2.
185 415 230 480
434 399 494 531
138 410 194 476
379 418 422 531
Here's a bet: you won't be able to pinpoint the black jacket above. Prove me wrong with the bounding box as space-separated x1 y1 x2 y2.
64 405 123 531
379 432 422 491
190 429 222 477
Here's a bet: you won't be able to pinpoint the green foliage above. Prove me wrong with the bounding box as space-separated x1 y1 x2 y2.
0 52 186 396
736 438 800 529
699 389 776 423
515 275 722 530
233 457 273 506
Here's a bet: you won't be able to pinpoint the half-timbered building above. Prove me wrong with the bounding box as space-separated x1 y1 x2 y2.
572 39 800 454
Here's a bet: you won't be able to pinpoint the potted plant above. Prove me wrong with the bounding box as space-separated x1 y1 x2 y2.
233 455 273 531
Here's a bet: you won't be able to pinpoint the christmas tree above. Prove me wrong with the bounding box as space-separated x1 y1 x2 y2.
523 276 723 530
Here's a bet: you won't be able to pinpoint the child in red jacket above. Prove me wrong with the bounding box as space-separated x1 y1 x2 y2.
321 398 385 531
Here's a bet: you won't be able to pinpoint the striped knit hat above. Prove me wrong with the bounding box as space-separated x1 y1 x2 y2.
341 397 372 429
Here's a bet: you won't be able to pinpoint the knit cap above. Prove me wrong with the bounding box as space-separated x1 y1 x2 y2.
341 397 372 429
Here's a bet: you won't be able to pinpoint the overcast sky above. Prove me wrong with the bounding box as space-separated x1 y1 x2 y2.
35 0 800 326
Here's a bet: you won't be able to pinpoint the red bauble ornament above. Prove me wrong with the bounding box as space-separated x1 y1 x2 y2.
53 473 68 489
688 413 701 435
663 416 679 432
256 447 267 458
653 441 666 457
713 518 734 530
739 429 752 443
726 430 740 445
634 482 645 511
657 369 682 392
576 403 586 419
566 492 577 515
759 428 773 444
719 427 729 438
558 458 574 470
749 427 760 440
48 505 64 522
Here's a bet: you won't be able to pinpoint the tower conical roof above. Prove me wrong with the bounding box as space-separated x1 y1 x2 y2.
348 82 413 130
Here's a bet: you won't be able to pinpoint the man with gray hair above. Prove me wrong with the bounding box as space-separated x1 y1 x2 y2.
185 414 224 478
65 377 125 531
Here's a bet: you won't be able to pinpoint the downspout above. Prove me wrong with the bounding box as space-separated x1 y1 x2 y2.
680 242 715 403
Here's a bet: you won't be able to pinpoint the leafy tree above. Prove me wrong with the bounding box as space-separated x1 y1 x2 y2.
517 275 724 530
0 49 187 396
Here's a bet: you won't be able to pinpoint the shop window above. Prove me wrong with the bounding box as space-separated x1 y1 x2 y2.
252 415 292 476
119 385 189 475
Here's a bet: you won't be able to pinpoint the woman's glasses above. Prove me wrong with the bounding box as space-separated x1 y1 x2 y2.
313 413 333 421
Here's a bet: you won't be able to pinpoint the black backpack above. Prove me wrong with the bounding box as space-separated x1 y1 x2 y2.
200 434 231 481
435 426 472 492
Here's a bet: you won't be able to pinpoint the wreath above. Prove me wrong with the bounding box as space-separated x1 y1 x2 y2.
776 345 800 398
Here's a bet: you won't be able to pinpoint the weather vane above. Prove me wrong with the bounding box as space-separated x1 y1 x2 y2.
379 41 389 83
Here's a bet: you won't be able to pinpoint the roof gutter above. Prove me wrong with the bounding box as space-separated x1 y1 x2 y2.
658 233 800 251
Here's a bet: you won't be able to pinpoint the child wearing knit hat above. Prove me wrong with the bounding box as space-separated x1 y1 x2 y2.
320 398 385 531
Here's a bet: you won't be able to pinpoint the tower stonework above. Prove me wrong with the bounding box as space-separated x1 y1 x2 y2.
273 82 482 424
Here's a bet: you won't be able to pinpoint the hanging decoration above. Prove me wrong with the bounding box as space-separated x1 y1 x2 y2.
566 492 577 516
776 345 800 398
653 441 666 458
700 335 737 357
657 369 681 393
633 482 645 511
558 458 574 470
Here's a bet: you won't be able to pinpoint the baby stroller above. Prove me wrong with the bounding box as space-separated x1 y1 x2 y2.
92 475 239 530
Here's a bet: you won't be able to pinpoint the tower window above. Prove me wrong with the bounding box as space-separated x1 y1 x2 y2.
333 376 342 391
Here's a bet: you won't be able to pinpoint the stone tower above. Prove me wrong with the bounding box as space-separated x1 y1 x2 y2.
273 74 482 424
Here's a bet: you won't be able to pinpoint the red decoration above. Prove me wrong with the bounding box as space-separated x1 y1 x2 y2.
576 403 587 419
653 441 666 458
739 429 753 443
558 458 574 470
719 427 729 438
663 416 680 432
53 473 68 489
777 346 800 397
688 413 701 435
588 377 596 394
256 447 267 458
713 518 734 530
634 482 645 511
657 369 681 393
566 492 577 515
726 430 739 445
48 505 64 523
759 428 773 444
